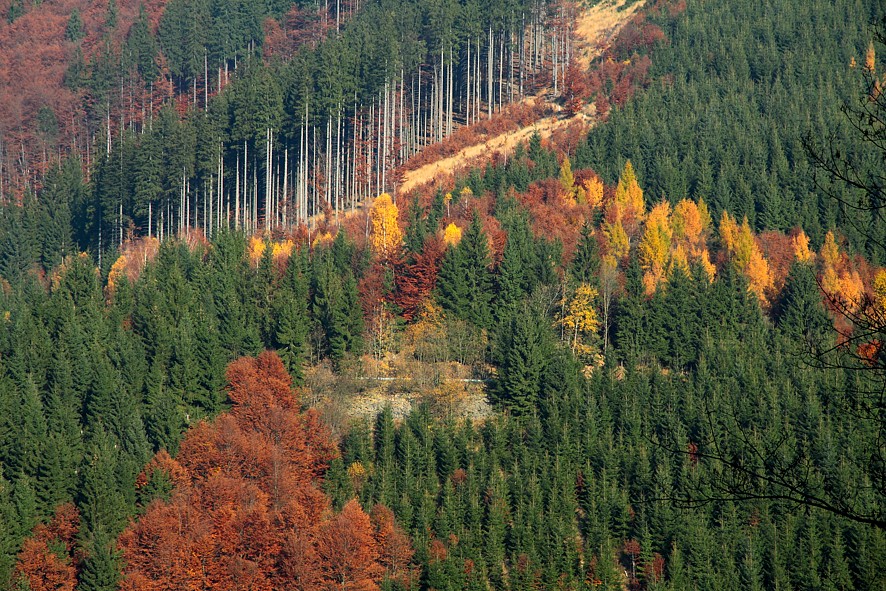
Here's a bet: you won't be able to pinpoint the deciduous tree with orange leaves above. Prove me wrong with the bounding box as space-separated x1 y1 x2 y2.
13 503 80 591
118 352 412 591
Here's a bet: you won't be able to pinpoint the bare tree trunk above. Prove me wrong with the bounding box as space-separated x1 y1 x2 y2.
487 27 493 119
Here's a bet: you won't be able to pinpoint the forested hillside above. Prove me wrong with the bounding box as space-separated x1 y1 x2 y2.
0 0 885 589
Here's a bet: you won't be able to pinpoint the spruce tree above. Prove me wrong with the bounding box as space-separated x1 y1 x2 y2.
436 213 493 329
273 250 310 382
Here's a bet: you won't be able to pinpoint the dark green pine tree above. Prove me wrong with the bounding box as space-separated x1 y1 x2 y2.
323 457 354 511
78 428 129 536
495 209 536 320
123 5 158 81
571 221 601 286
65 8 85 41
2 377 47 479
37 158 80 271
436 213 493 329
658 266 701 369
273 249 310 383
492 306 549 415
144 362 185 453
157 0 210 88
210 231 262 357
615 257 647 364
79 526 122 591
253 242 277 346
312 252 364 369
775 261 832 351
404 196 428 255
0 469 21 587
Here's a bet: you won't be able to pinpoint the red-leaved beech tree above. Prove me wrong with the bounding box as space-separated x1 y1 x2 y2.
13 503 81 591
118 351 413 591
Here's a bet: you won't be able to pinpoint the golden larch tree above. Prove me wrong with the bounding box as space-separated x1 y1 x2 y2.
370 193 403 259
719 212 773 304
608 160 645 233
561 284 600 359
581 176 604 209
698 248 716 283
672 199 704 254
638 201 672 294
873 269 886 316
604 218 630 261
442 223 462 247
249 235 267 266
668 244 690 278
559 157 576 203
792 230 814 263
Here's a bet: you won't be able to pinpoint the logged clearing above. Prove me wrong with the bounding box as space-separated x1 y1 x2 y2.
398 0 645 197
574 0 647 68
399 103 594 194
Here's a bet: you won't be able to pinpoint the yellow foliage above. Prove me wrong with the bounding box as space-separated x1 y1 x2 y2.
698 248 716 283
668 244 690 278
638 202 672 293
719 211 739 253
249 236 267 266
866 40 876 73
747 248 774 305
460 186 474 200
604 219 630 260
612 160 645 222
272 239 295 261
347 461 369 491
672 199 704 251
559 157 575 200
582 176 604 209
720 211 771 303
312 231 334 249
821 265 841 297
792 230 813 263
821 231 840 270
370 193 403 258
443 223 463 247
840 270 865 307
641 272 658 297
561 284 600 358
733 217 756 271
873 269 886 314
107 255 128 297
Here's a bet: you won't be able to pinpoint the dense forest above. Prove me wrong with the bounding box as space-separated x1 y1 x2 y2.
0 0 884 589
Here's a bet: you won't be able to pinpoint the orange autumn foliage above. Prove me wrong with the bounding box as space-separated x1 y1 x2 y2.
792 229 814 263
671 198 706 255
119 352 412 591
818 231 866 309
719 212 773 304
13 503 80 591
607 160 645 236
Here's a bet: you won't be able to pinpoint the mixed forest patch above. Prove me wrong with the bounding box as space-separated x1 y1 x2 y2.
0 0 885 589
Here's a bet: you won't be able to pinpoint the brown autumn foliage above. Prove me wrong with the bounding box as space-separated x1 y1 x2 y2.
517 178 590 262
395 235 445 321
563 60 591 116
400 100 548 173
13 503 81 591
119 351 412 590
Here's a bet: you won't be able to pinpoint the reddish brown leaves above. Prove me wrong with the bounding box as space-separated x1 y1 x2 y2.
395 236 445 321
14 503 80 591
119 352 410 590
